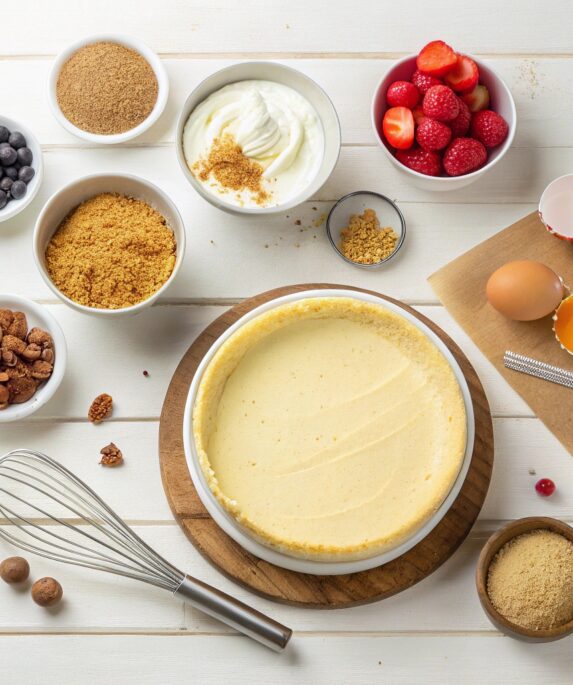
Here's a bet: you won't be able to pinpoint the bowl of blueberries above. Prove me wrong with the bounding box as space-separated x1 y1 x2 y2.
0 116 43 223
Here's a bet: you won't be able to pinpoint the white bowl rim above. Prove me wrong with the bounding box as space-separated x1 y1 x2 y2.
32 172 186 316
175 60 342 215
0 293 67 422
47 33 169 145
182 288 476 575
0 115 44 224
370 53 517 183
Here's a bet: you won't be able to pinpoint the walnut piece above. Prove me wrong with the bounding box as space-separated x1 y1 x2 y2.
30 360 53 380
1 335 27 355
0 309 14 335
7 377 38 404
27 327 53 349
22 343 42 361
6 311 27 339
99 442 123 467
88 393 113 423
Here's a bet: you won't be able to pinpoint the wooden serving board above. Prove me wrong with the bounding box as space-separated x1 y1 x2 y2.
159 284 494 608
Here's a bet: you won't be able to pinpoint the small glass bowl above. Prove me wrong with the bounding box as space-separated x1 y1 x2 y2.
326 191 406 268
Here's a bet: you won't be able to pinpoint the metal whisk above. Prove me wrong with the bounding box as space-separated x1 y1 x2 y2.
0 449 292 651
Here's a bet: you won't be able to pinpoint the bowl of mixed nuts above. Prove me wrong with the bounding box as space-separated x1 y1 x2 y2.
0 294 67 422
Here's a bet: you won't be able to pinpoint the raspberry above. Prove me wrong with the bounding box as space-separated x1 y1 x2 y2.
471 110 509 148
448 97 471 137
396 148 441 176
422 85 459 122
411 70 443 95
416 118 452 151
443 137 487 176
386 80 420 109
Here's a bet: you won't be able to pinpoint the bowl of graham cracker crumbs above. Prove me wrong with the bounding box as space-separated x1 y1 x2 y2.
48 35 168 144
477 517 573 642
326 191 406 268
33 173 185 317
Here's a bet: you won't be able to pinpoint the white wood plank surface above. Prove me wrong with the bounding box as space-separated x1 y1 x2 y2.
2 1 573 681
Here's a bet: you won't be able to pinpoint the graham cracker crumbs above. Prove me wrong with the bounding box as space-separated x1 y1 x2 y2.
313 213 327 228
45 193 176 310
487 529 573 630
192 135 269 206
294 219 302 226
88 393 113 424
339 208 398 265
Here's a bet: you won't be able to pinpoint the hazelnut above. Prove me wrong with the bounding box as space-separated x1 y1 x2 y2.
7 377 37 404
30 360 53 381
41 348 54 364
31 577 63 607
0 556 30 584
1 350 17 367
6 311 27 339
21 343 42 361
1 335 27 355
27 328 53 349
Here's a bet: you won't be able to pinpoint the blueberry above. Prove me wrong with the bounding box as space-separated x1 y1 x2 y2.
0 177 13 192
8 131 26 149
0 146 17 166
4 166 18 181
16 147 33 166
18 166 35 184
0 189 7 210
10 180 26 200
0 126 9 144
0 142 11 150
0 167 3 180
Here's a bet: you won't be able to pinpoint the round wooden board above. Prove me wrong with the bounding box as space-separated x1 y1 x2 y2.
159 284 494 608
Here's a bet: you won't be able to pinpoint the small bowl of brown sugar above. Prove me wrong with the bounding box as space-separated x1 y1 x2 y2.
33 173 185 317
48 35 168 144
477 517 573 642
326 191 406 268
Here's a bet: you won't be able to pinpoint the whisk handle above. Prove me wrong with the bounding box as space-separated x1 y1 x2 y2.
175 576 292 651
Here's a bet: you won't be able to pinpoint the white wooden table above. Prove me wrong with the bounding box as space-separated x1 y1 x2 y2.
2 1 573 682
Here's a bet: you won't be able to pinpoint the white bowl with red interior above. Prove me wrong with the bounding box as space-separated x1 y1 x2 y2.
372 42 516 191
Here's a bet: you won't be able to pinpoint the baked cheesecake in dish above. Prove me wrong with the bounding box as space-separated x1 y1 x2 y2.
192 297 467 561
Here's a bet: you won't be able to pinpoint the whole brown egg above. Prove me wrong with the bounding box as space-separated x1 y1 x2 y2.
486 261 564 321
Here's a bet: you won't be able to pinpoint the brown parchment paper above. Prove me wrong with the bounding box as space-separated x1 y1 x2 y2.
429 212 573 455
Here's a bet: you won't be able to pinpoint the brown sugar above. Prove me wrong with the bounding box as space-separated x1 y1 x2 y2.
339 208 398 264
56 42 158 135
192 135 269 205
487 529 573 630
45 193 176 310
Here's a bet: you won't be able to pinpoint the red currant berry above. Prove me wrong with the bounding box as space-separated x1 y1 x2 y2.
535 478 556 497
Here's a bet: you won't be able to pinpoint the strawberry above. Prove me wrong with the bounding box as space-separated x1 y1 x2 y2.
444 55 479 93
382 106 414 149
386 80 420 109
416 118 452 151
416 40 458 77
411 70 443 95
471 110 509 147
396 148 442 176
443 137 487 176
412 106 426 125
422 85 459 121
461 84 490 112
448 97 471 137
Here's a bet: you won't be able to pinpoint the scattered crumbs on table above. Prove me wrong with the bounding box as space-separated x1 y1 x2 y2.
312 206 317 211
529 468 536 475
143 370 149 377
264 244 269 248
313 213 327 228
210 239 215 244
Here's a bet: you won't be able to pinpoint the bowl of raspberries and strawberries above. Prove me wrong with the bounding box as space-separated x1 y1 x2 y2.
372 40 516 189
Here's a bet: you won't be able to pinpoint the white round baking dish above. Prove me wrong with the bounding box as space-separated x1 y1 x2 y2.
183 289 475 575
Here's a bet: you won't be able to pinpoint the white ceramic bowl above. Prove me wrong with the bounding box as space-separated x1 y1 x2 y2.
33 173 186 317
0 294 66 422
48 34 169 144
176 61 341 216
371 55 516 191
0 116 43 224
183 289 475 575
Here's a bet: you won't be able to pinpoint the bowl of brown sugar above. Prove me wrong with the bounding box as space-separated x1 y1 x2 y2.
33 174 185 317
48 35 168 144
476 517 573 642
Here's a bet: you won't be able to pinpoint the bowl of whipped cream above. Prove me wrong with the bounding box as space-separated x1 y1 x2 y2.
176 62 341 215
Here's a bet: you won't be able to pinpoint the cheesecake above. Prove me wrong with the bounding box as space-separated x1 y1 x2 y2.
192 297 467 561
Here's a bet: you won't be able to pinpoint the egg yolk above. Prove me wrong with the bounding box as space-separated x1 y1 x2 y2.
554 297 573 353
